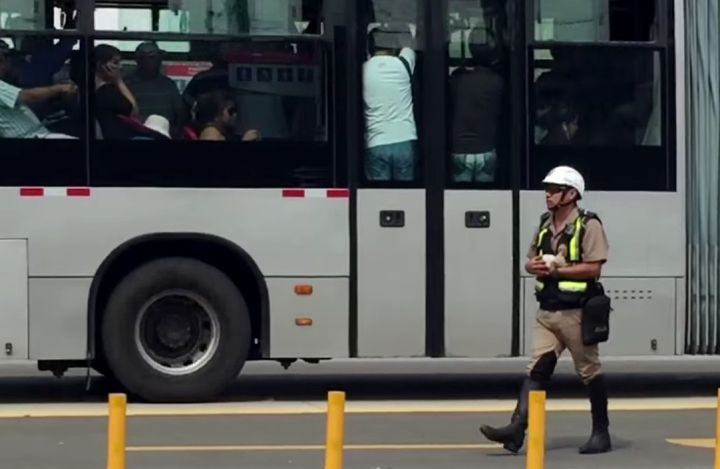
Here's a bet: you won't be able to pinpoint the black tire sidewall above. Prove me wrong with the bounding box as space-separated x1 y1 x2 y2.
101 257 251 402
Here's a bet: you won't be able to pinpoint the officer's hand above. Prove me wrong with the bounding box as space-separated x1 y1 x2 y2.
527 257 550 276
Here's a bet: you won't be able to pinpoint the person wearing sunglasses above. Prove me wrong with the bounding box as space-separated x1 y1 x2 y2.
195 90 259 142
480 165 611 455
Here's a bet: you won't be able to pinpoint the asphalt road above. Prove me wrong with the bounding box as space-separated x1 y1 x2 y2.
2 356 720 403
0 358 719 468
0 408 716 468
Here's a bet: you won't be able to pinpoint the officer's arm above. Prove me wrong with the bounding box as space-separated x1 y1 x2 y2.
554 261 603 280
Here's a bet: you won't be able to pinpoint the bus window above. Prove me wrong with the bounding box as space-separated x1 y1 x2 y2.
534 0 657 42
89 36 331 188
94 0 324 36
90 38 325 141
361 0 422 186
0 0 77 31
447 0 509 188
529 46 668 190
0 32 86 186
0 33 83 139
532 47 661 147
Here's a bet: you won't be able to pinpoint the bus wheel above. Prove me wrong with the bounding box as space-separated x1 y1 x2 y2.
101 257 251 402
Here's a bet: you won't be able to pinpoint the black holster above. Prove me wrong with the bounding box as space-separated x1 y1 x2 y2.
581 283 612 346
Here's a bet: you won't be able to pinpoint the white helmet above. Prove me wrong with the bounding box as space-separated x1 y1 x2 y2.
542 166 585 198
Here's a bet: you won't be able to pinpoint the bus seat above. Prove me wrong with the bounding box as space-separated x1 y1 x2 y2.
183 126 199 140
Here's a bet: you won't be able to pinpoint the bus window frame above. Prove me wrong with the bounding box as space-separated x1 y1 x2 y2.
0 30 89 187
89 0 330 38
524 0 676 192
528 0 668 46
86 31 337 189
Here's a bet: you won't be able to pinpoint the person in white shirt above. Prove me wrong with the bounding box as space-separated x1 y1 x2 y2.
0 45 77 139
363 25 417 181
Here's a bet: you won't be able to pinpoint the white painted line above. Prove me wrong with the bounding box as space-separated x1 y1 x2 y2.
0 397 714 419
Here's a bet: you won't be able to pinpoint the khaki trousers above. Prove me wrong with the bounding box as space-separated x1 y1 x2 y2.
528 308 601 384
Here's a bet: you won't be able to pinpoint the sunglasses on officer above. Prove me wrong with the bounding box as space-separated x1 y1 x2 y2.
544 184 570 194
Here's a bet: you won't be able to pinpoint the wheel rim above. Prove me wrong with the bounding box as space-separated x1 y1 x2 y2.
134 290 220 376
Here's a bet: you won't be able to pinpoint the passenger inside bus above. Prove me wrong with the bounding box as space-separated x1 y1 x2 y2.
181 42 230 116
0 41 78 139
363 24 418 182
540 100 579 145
193 89 259 142
534 46 658 147
94 44 140 139
125 41 186 138
449 27 504 183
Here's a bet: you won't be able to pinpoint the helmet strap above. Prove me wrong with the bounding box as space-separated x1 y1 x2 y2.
551 189 577 211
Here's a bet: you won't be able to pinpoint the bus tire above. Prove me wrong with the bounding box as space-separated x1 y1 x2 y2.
101 257 251 402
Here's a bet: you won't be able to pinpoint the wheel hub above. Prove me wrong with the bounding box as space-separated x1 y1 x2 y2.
134 290 220 376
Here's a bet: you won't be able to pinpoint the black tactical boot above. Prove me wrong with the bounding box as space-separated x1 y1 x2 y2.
579 375 612 454
480 378 541 453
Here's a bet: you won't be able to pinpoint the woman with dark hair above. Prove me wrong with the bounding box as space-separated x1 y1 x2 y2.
541 101 579 145
94 44 138 139
194 90 259 141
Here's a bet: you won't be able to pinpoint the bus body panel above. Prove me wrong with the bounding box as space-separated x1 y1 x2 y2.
675 277 687 354
357 189 426 358
444 190 513 357
0 189 349 278
522 276 677 356
520 192 685 357
520 192 685 277
0 240 29 361
29 278 90 360
267 277 349 358
0 189 349 361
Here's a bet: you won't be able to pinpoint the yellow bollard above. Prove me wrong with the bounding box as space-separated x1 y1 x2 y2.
526 390 546 469
107 393 127 469
324 391 346 469
715 388 720 469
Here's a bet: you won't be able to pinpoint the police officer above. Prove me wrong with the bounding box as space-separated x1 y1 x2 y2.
480 166 611 454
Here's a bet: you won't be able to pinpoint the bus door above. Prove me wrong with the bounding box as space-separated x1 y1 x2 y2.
355 0 428 357
0 240 29 360
441 0 520 357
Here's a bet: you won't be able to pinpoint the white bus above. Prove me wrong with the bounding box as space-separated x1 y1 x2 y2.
0 0 705 402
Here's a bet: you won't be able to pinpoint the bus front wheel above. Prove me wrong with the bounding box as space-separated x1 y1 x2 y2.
101 257 251 402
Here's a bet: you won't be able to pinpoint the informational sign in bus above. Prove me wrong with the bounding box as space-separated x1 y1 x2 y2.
162 53 320 98
163 62 213 94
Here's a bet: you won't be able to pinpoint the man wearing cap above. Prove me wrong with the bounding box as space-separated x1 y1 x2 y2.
125 41 185 137
479 166 612 455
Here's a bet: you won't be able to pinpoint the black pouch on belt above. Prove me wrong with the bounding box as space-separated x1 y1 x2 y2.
581 284 612 346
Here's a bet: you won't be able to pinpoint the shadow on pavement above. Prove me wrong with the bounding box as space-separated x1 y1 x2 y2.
0 371 719 404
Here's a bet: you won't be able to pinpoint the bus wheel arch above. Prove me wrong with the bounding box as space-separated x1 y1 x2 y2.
88 234 269 395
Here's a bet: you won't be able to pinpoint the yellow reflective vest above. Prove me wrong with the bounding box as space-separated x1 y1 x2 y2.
534 210 601 309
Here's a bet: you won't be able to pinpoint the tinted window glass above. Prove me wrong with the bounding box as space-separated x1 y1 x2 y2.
0 0 77 31
447 0 509 188
89 37 331 188
535 0 658 42
529 46 670 190
94 0 324 36
0 32 86 186
361 0 422 186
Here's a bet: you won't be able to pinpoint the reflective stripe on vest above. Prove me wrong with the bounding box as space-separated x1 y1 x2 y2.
558 281 587 292
535 215 587 293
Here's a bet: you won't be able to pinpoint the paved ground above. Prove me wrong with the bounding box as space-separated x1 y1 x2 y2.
1 357 720 468
0 406 716 468
3 355 720 402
